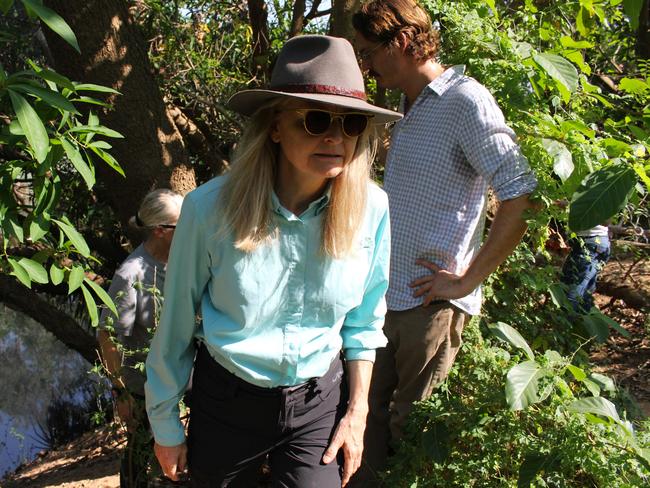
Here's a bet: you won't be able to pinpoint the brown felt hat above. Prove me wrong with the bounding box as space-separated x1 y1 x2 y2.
227 35 402 125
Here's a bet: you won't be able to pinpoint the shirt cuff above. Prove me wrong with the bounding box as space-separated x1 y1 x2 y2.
150 418 186 447
344 347 376 362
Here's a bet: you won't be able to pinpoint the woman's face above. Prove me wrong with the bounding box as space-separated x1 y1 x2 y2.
271 101 362 186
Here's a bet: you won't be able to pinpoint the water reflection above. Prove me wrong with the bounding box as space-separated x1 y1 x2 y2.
0 303 98 479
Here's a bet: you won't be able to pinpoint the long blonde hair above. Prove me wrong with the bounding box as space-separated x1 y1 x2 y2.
219 99 377 258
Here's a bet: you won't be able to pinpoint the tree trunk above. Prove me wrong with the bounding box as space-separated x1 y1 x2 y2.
43 0 196 228
329 0 362 40
247 0 270 76
637 0 650 59
290 0 306 37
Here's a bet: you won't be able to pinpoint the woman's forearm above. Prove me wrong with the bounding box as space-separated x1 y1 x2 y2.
346 359 373 413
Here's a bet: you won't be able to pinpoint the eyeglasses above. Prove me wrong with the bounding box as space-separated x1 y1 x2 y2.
290 109 371 138
357 42 386 63
157 224 176 229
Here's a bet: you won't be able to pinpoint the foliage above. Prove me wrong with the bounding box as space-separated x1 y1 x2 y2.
0 1 122 325
385 320 650 487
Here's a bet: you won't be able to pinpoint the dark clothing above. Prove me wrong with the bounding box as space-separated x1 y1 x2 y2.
188 345 347 488
561 235 611 313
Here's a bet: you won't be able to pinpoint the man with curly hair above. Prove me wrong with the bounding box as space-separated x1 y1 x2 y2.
351 0 537 483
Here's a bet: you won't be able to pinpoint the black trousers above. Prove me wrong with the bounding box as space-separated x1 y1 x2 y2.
188 345 347 488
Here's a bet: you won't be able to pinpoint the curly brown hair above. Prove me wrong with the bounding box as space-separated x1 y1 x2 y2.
352 0 440 62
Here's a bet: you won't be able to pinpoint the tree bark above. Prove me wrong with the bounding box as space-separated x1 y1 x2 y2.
43 0 196 227
329 0 362 40
637 0 650 59
0 275 98 364
247 0 270 75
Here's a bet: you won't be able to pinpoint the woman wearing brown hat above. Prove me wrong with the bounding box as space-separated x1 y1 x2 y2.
145 35 401 487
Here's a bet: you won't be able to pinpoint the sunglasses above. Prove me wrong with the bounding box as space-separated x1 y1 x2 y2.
157 224 176 229
291 109 372 138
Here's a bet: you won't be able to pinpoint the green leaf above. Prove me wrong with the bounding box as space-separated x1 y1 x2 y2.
421 421 449 464
506 360 543 410
576 6 592 36
542 139 574 182
60 138 95 189
488 322 534 360
26 212 50 243
0 0 14 15
619 77 649 95
8 257 31 288
589 373 616 393
602 138 632 157
9 83 79 114
567 364 586 381
67 264 85 294
559 36 593 49
67 125 124 138
568 165 637 232
84 277 118 317
587 309 631 338
18 257 48 284
31 66 75 91
80 283 99 326
53 218 91 257
73 83 121 94
50 263 64 285
582 378 601 397
70 96 112 107
559 120 595 139
21 0 80 53
89 146 125 176
533 53 579 93
623 0 644 31
581 313 610 343
567 396 621 422
8 90 49 163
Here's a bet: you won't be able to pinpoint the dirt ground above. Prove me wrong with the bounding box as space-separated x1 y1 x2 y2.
3 258 648 488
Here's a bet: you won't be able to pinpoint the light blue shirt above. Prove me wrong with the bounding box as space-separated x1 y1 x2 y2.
145 176 390 446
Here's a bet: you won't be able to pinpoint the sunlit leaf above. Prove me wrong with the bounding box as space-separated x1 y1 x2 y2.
21 0 80 52
50 263 65 285
67 124 124 138
80 283 99 326
8 90 49 162
61 138 95 189
73 83 121 94
542 139 574 182
506 360 543 410
53 218 91 257
619 77 649 95
18 257 48 284
67 264 85 294
9 83 79 114
567 396 621 422
533 53 579 93
568 165 637 231
488 322 534 360
84 277 118 317
8 257 31 288
623 0 644 31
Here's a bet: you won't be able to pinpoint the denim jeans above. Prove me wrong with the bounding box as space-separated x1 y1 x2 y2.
561 235 611 313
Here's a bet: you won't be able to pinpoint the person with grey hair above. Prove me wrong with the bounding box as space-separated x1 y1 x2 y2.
98 188 183 488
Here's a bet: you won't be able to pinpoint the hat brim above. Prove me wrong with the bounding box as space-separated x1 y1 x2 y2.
227 89 402 125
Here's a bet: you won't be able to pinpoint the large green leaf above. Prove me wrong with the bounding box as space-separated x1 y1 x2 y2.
488 322 534 360
421 421 449 464
506 360 543 410
623 0 644 31
80 283 99 326
53 218 91 257
542 139 574 182
0 0 14 15
533 53 579 94
21 0 80 53
67 264 85 294
567 396 621 422
60 138 95 189
568 165 637 232
619 77 649 95
30 66 75 91
8 257 31 288
50 263 65 286
9 83 79 114
18 257 48 284
73 83 121 94
84 277 118 317
8 90 49 163
67 125 124 138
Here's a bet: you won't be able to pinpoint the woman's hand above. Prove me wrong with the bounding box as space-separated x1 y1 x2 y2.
323 405 368 486
154 442 188 481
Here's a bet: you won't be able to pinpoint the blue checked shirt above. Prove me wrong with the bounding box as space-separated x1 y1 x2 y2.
146 176 390 446
384 66 537 315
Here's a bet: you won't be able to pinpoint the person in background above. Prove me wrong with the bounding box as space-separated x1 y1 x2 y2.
98 188 183 488
145 35 402 488
351 0 537 483
561 224 611 313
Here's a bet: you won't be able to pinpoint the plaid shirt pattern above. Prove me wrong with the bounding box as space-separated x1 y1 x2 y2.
384 66 537 315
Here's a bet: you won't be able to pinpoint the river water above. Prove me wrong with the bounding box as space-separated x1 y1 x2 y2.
0 302 99 479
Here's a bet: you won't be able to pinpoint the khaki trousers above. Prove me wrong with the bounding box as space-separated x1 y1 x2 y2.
353 302 468 486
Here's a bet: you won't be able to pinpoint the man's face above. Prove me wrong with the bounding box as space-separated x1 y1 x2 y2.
354 33 401 89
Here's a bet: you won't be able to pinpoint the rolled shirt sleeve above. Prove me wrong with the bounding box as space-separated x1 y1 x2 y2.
341 189 390 362
145 194 211 446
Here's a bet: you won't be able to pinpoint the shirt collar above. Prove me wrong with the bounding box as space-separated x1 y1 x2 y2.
271 186 331 220
426 65 466 97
